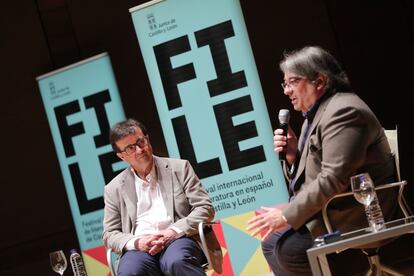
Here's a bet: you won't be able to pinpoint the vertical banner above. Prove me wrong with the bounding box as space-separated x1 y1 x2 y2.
130 1 288 275
37 53 126 276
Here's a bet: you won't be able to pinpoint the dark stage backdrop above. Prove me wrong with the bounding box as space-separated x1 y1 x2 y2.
0 0 413 275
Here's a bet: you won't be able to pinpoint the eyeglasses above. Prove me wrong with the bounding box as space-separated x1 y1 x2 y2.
281 77 304 90
119 135 149 155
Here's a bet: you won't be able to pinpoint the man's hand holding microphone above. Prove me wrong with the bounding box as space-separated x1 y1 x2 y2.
275 109 298 166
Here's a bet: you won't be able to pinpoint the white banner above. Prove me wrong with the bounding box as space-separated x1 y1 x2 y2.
130 1 288 275
37 53 126 275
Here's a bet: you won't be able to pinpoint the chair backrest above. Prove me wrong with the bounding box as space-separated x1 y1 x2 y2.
384 127 400 181
384 127 412 215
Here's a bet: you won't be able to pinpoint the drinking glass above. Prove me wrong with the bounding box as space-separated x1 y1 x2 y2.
350 172 387 232
49 250 67 276
351 173 375 207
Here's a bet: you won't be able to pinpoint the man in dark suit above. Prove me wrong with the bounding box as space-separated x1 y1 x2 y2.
102 118 222 275
247 46 397 275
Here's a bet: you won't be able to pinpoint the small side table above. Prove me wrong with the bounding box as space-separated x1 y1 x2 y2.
307 216 414 276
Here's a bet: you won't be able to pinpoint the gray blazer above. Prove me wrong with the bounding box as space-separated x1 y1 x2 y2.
284 92 398 238
102 155 222 271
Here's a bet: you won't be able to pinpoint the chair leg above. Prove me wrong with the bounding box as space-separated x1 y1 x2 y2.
366 254 382 276
365 254 406 276
380 265 406 276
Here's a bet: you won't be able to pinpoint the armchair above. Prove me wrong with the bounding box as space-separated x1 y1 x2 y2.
321 127 411 276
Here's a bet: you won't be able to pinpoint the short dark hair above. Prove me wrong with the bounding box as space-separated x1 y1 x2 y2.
109 118 148 152
280 46 351 91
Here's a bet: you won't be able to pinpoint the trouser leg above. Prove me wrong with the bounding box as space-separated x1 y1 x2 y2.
159 237 206 276
117 250 163 276
261 226 313 275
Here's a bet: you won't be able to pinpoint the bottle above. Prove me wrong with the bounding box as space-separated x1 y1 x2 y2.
69 249 87 276
365 192 385 232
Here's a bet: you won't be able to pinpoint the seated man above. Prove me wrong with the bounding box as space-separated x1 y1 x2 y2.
102 118 221 276
247 46 398 275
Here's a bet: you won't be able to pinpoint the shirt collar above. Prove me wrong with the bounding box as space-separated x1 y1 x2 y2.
302 102 319 121
131 164 157 185
302 88 334 121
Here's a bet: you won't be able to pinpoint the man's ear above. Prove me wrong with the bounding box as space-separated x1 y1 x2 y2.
314 74 327 90
116 152 124 160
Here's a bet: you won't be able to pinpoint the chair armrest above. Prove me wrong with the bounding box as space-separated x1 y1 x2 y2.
322 180 408 233
198 220 220 272
107 248 117 276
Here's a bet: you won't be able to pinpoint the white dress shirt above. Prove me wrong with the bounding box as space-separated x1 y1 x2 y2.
125 166 182 250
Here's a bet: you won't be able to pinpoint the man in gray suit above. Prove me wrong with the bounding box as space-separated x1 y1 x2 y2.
247 46 398 275
102 119 222 275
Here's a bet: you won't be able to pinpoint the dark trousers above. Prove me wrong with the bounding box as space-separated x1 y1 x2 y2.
117 237 206 276
261 226 314 276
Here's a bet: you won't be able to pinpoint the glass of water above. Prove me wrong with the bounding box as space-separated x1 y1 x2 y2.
351 173 375 207
49 250 67 276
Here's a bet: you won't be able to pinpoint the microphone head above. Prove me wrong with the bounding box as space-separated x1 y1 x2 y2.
278 109 290 124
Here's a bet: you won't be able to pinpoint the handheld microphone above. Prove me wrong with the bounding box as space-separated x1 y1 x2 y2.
278 109 290 161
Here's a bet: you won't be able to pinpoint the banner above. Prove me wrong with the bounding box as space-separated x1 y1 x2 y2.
37 53 126 276
130 1 289 275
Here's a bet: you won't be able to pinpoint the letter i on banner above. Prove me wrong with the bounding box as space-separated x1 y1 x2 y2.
130 1 289 275
37 53 126 276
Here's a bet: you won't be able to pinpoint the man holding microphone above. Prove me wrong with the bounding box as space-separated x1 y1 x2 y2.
247 46 397 275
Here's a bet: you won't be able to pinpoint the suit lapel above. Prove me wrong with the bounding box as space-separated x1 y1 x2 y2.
293 94 334 191
121 168 138 228
154 156 174 220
